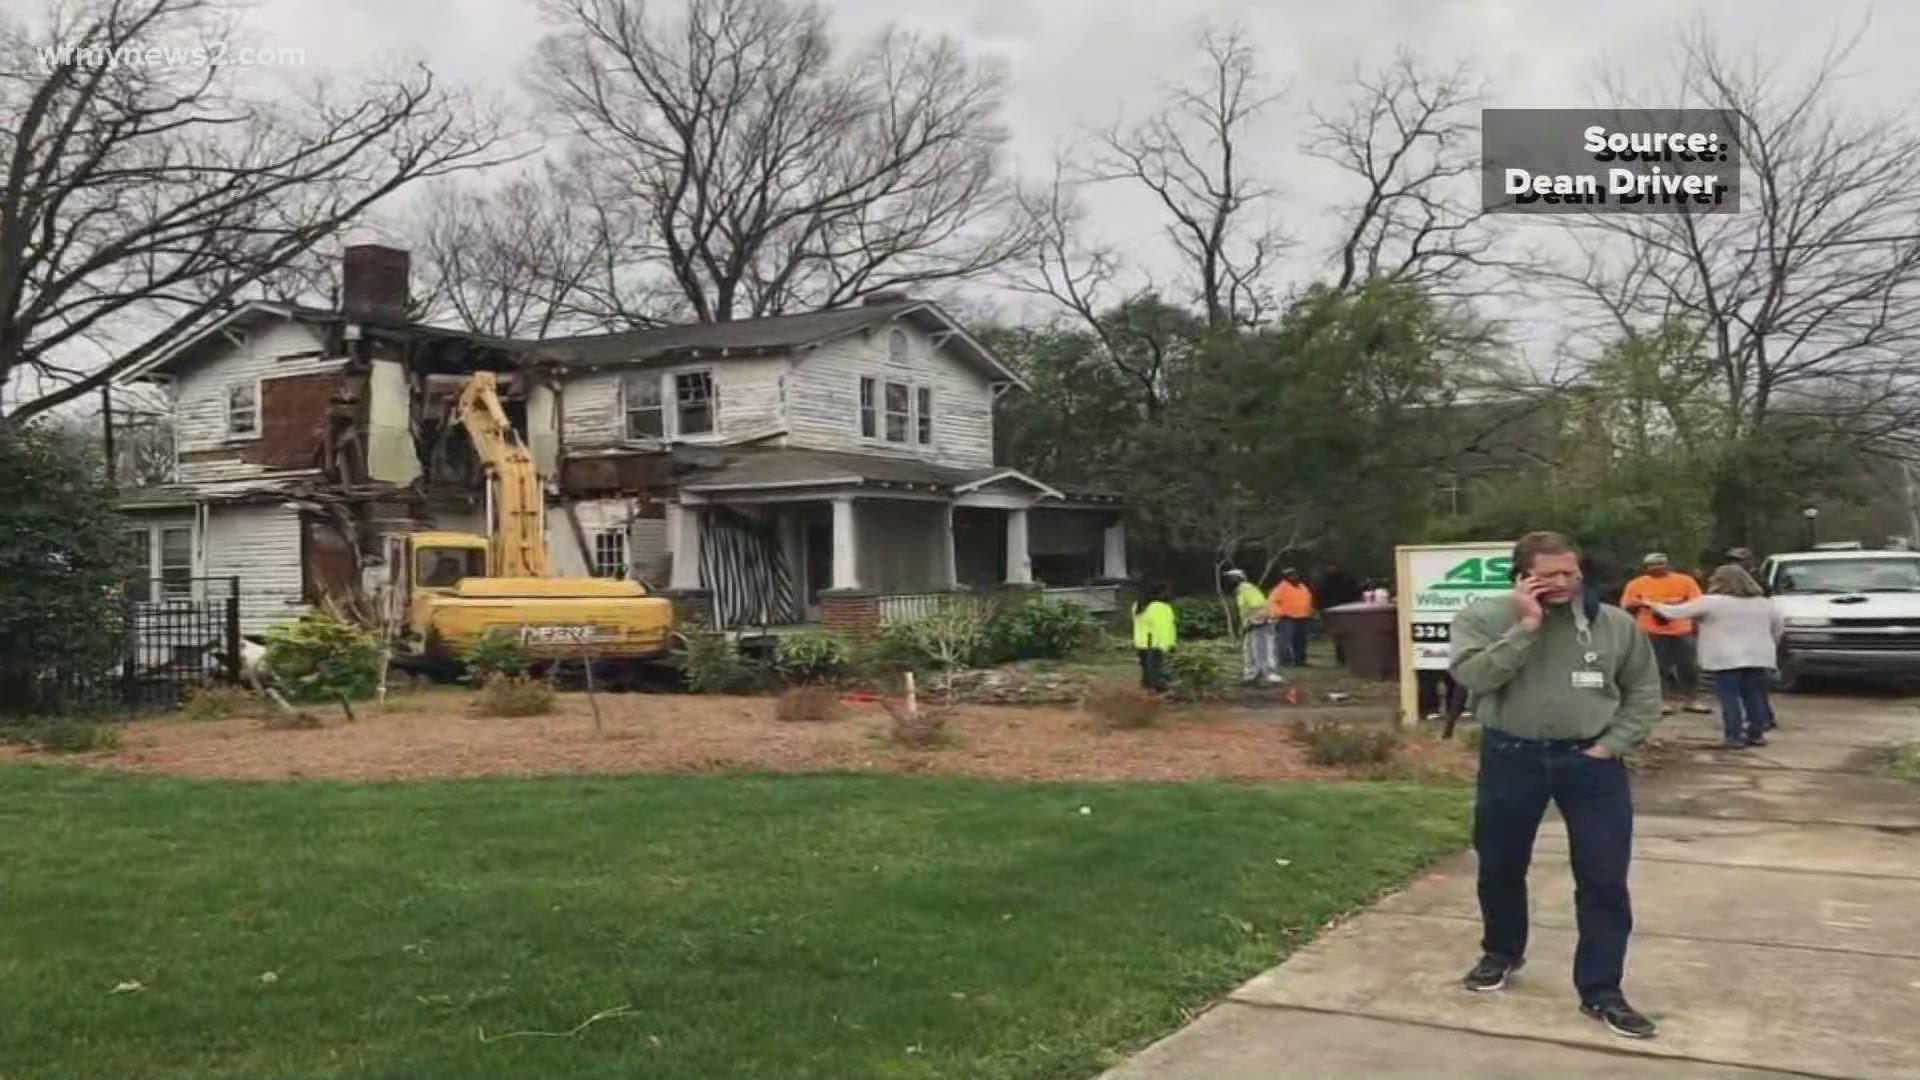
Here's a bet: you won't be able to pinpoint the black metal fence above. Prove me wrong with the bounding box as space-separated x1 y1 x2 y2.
119 577 242 713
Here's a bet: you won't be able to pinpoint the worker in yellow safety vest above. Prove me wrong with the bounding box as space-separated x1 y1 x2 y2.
1132 581 1177 692
1227 569 1283 686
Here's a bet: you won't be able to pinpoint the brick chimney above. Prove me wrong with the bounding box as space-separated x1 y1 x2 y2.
341 244 411 323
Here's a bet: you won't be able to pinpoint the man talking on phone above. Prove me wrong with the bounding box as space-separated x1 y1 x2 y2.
1449 531 1663 1039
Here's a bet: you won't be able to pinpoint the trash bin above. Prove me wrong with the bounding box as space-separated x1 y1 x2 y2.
1323 601 1400 679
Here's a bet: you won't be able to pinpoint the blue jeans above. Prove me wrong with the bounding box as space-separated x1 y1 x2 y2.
1713 668 1774 743
1137 648 1169 691
1278 618 1311 665
1475 729 1635 1005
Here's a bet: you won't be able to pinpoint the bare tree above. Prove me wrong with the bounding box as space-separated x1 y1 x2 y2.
0 0 509 426
531 0 1031 324
1088 26 1285 330
414 164 674 338
1307 49 1494 297
1554 23 1920 453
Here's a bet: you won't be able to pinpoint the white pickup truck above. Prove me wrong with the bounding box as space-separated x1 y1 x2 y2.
1758 548 1920 689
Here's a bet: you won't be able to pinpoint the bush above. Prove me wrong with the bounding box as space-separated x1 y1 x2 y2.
264 611 382 710
683 633 762 694
1290 719 1401 766
1888 742 1920 783
1168 648 1229 703
463 629 531 684
477 673 556 717
774 631 849 682
1086 684 1165 729
875 608 992 673
179 685 257 721
773 684 844 723
881 697 954 749
0 425 135 717
2 719 120 754
986 598 1099 662
1170 595 1231 640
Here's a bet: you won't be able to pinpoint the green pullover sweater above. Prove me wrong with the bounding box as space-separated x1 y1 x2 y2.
1449 596 1662 757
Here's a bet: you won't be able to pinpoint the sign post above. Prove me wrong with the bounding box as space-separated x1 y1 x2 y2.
1394 541 1516 728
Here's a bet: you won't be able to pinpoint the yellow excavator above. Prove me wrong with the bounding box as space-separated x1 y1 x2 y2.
381 371 674 668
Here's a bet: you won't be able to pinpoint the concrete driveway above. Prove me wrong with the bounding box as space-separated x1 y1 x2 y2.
1101 693 1920 1080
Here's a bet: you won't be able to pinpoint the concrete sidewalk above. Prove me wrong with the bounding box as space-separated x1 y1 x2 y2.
1102 695 1920 1080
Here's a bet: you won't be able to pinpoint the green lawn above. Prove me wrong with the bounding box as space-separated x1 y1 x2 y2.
0 764 1467 1080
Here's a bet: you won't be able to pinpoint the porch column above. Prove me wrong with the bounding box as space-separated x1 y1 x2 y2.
1102 518 1128 579
667 501 702 590
1004 507 1032 585
831 495 860 589
941 504 958 588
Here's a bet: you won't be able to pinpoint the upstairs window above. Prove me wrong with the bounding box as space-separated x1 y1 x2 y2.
888 328 909 365
675 371 715 436
859 377 877 438
128 525 194 602
884 381 910 443
592 529 628 579
227 382 258 438
916 387 933 445
623 373 664 439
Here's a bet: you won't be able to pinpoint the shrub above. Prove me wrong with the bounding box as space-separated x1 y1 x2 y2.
876 608 991 673
264 611 382 713
1086 684 1164 729
773 684 844 723
4 719 120 754
1168 648 1230 702
683 632 759 693
179 684 257 721
986 598 1099 662
774 631 849 682
463 629 531 684
1290 718 1401 766
1888 742 1920 783
881 697 954 749
477 673 556 717
1170 595 1231 640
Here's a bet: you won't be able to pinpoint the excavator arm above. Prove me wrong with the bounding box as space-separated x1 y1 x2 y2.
455 372 547 579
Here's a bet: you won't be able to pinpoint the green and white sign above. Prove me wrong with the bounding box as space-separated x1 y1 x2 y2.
1398 542 1516 672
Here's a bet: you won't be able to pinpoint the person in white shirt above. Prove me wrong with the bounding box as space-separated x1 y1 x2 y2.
1653 564 1785 750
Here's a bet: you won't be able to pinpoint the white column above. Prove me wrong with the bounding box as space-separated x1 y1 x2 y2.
1004 507 1032 585
1102 519 1128 579
667 501 702 590
942 504 959 588
831 495 860 590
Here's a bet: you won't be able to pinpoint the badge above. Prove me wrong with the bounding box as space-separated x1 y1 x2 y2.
1584 651 1600 665
1571 671 1605 689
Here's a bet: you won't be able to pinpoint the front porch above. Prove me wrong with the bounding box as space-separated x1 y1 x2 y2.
662 452 1128 633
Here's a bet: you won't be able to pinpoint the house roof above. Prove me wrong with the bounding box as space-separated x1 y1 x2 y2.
118 301 529 383
675 448 1123 505
526 300 1027 390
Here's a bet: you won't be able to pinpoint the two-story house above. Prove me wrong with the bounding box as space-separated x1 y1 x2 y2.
117 246 1128 640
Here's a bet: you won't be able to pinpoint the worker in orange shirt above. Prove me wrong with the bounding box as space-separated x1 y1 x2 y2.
1620 553 1710 715
1270 567 1316 667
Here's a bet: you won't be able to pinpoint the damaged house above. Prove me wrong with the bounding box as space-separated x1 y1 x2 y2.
116 245 1129 640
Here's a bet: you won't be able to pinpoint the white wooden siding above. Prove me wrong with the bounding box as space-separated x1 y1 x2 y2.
544 499 668 585
203 503 305 638
171 321 340 484
786 321 994 469
561 358 784 450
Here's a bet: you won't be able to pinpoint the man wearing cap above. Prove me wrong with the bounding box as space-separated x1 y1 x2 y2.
1227 569 1282 685
1620 553 1709 715
1269 568 1315 666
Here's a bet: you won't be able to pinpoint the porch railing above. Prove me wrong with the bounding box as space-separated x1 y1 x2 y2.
876 592 996 626
1040 583 1121 613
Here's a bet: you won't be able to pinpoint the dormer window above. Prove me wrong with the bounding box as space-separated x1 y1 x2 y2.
888 328 909 365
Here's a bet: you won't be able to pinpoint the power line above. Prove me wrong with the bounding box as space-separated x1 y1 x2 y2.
1736 232 1920 254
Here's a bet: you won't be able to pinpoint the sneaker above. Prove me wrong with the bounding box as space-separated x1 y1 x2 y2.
1581 998 1657 1039
1683 703 1713 715
1721 740 1749 750
1745 735 1768 748
1462 954 1523 992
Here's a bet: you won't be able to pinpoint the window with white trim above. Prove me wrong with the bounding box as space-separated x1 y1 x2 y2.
860 377 877 438
592 529 628 579
127 524 194 602
227 381 258 438
888 328 909 365
675 371 715 435
623 372 664 439
916 386 933 445
883 381 910 443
